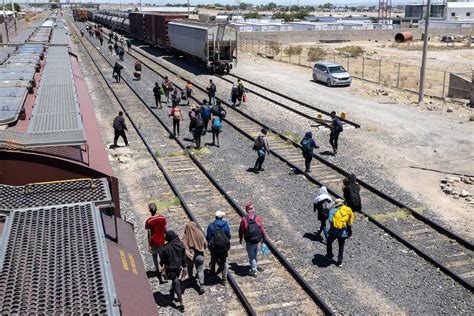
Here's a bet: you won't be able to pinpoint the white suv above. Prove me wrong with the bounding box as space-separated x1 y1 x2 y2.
313 62 352 87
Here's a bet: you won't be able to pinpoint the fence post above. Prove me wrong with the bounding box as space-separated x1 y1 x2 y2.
299 51 301 65
265 41 268 56
442 71 447 98
333 52 336 63
280 43 283 60
362 57 365 79
289 45 292 63
347 56 350 71
378 59 382 83
397 63 401 88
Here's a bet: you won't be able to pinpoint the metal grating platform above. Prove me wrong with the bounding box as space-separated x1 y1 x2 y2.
0 178 112 211
0 203 120 315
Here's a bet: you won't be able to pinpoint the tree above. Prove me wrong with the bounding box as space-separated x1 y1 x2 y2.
319 3 334 10
244 12 261 19
3 3 21 11
267 2 277 10
239 2 250 10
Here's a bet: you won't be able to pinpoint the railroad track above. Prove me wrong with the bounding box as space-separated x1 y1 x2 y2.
81 23 474 292
71 20 333 315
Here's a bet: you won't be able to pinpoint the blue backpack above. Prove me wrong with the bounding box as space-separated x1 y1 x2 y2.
213 117 221 130
202 106 211 120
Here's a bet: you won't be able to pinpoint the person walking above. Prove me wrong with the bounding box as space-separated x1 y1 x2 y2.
118 47 125 61
169 104 182 137
230 84 238 107
314 186 333 240
153 82 162 109
98 34 104 46
326 199 354 267
182 221 207 295
163 77 172 104
126 37 132 51
145 203 167 283
210 114 222 147
134 60 142 80
239 204 265 277
171 89 181 107
237 79 245 105
193 112 205 149
112 62 123 83
206 211 230 286
212 100 226 120
206 79 217 105
80 29 84 37
113 42 119 56
343 174 362 213
300 131 318 173
185 80 193 102
329 111 343 155
161 231 186 312
108 43 113 55
201 101 211 132
112 111 128 147
253 128 270 173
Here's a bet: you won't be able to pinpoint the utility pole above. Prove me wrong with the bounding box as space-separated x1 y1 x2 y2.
187 0 190 14
418 0 431 104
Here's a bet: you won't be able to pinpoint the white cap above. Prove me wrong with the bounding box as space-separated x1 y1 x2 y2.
215 210 225 218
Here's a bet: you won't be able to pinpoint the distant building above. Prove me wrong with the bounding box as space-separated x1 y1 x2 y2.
446 2 474 20
140 7 199 14
404 4 446 20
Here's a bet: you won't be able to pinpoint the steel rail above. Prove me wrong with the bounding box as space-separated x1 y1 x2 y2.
121 44 473 291
70 21 256 316
224 73 361 128
75 21 336 314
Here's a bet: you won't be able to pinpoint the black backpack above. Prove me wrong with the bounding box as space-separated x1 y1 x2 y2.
210 83 216 93
210 224 230 254
345 185 361 211
195 116 204 128
253 136 264 151
245 215 263 244
335 119 343 133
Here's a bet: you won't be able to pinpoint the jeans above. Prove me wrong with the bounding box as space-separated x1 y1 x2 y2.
212 129 220 145
326 234 346 264
173 120 180 136
113 129 128 146
210 254 228 280
193 128 202 148
255 151 266 170
246 242 259 273
168 269 182 301
209 93 216 105
329 132 340 152
186 251 204 288
304 153 313 172
151 245 163 271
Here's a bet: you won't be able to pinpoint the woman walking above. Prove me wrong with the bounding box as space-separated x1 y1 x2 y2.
300 131 318 173
182 221 207 295
314 186 333 240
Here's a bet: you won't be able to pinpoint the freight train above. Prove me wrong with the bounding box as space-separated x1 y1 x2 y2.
86 10 237 74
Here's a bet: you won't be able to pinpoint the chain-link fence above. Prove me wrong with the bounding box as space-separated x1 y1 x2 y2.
239 39 455 99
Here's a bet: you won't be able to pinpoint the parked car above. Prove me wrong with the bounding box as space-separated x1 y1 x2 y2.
312 62 352 87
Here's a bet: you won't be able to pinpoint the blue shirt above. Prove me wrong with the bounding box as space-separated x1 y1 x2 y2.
206 219 231 241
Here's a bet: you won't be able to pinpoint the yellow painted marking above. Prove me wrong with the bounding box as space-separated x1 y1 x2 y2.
120 250 129 271
128 253 138 275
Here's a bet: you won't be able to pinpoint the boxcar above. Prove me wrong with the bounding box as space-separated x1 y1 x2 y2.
129 12 145 41
168 20 237 74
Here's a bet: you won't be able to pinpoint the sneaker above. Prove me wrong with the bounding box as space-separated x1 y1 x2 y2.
249 270 257 278
336 262 343 268
177 305 185 313
221 279 227 286
198 287 205 295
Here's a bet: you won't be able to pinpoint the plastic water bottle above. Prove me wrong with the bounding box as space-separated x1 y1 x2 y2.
261 242 270 257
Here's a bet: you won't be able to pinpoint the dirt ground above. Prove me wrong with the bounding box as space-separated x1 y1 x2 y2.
233 53 474 240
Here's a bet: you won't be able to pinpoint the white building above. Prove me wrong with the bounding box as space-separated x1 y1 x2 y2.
446 2 474 21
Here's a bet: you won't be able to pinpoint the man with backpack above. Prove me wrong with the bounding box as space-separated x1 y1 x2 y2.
169 104 182 137
314 186 333 240
201 101 211 131
192 112 205 149
210 114 222 147
343 174 362 213
163 77 172 103
161 230 186 312
237 79 245 106
300 131 319 173
212 101 226 120
329 111 343 155
206 211 231 285
253 129 270 173
207 79 217 105
326 199 354 267
145 203 167 284
239 204 266 277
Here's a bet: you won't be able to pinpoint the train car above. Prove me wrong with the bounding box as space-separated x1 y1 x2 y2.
168 20 237 74
129 12 145 41
144 13 188 48
87 9 95 21
72 8 88 22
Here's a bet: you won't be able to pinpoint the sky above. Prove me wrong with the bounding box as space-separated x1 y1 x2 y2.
41 0 448 5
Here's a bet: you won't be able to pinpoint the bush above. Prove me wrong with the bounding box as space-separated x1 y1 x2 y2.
284 45 302 56
336 45 365 57
268 42 281 56
307 46 327 61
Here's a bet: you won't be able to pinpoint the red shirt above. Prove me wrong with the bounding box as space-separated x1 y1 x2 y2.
145 215 167 246
238 213 266 242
